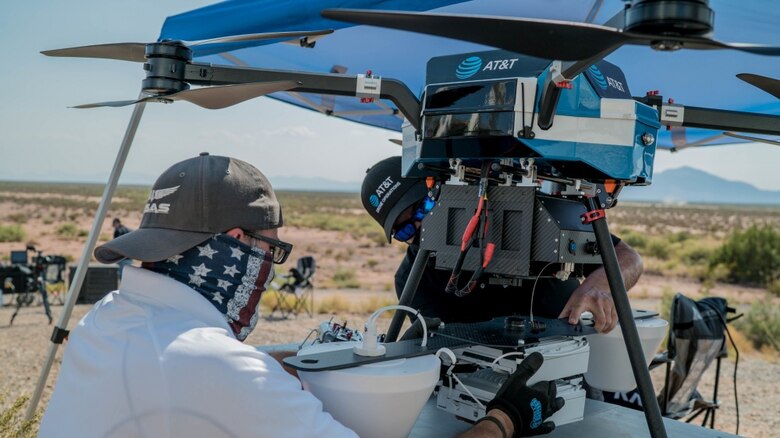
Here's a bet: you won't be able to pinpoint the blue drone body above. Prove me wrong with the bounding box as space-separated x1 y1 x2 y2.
402 50 660 185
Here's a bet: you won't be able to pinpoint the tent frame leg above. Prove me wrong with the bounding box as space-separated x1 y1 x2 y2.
24 99 148 420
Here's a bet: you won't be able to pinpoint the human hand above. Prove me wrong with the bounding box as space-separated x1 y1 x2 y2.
558 286 617 333
487 352 564 436
399 316 442 341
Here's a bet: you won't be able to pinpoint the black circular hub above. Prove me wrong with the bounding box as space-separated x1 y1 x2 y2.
504 315 526 331
141 41 192 95
625 0 714 37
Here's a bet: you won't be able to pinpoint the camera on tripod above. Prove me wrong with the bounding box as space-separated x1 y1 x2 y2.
2 245 67 295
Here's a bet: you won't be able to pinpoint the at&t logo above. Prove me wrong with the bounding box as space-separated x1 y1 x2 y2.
455 56 483 79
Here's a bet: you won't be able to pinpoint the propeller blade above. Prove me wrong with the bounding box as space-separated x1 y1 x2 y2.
322 9 780 61
723 132 780 146
188 29 333 47
166 81 299 109
41 43 146 62
73 81 298 110
71 98 148 109
43 30 333 63
322 9 628 61
737 73 780 99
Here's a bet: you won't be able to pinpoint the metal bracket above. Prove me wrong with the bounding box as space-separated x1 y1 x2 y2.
50 326 70 344
356 73 382 98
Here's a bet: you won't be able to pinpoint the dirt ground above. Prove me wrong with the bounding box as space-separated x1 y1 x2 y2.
1 204 779 436
0 274 777 437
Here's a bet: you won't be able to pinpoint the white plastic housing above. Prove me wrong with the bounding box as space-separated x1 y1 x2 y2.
297 343 440 438
584 316 669 391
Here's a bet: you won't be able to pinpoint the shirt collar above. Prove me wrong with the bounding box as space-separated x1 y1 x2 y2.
119 266 235 336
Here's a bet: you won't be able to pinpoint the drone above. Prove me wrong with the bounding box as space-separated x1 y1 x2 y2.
40 1 780 436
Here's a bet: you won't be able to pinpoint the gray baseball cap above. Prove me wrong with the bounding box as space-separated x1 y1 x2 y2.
95 153 282 263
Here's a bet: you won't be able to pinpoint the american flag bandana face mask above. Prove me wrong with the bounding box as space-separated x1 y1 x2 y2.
142 233 274 341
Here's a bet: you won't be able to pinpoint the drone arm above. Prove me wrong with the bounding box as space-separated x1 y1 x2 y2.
185 63 421 129
660 104 780 136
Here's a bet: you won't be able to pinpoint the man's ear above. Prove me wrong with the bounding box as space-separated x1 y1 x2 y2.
225 228 244 239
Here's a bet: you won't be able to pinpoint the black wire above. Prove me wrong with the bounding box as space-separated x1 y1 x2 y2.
697 300 739 435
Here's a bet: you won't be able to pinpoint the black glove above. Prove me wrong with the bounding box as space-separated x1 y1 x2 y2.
399 316 442 341
487 352 565 437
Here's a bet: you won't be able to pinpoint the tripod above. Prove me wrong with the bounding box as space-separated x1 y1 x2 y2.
9 247 53 326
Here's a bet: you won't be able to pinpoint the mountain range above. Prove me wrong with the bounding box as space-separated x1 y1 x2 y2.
272 167 780 206
620 167 780 205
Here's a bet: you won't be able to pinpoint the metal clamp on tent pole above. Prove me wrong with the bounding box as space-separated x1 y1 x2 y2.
50 326 70 344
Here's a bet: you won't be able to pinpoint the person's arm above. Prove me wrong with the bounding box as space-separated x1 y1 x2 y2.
461 352 563 437
458 409 515 437
267 350 299 378
559 241 644 333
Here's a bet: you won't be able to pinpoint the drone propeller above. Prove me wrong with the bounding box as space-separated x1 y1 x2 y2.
321 9 780 61
41 29 334 62
737 73 780 100
72 81 299 110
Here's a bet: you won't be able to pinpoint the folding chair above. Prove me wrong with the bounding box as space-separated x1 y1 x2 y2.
656 294 742 431
598 293 741 434
270 256 316 318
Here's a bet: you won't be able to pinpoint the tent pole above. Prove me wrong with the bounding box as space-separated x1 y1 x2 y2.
25 99 148 420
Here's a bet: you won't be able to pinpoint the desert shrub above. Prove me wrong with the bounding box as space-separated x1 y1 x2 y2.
55 223 88 239
365 259 379 269
620 230 648 250
734 301 780 351
678 242 714 265
0 224 25 242
332 267 360 289
659 286 676 323
667 231 692 243
356 295 397 314
369 230 389 247
710 225 780 287
0 393 40 438
644 237 671 260
769 279 780 297
315 294 352 313
6 213 27 224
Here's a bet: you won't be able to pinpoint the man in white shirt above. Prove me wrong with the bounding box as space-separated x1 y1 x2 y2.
40 153 562 438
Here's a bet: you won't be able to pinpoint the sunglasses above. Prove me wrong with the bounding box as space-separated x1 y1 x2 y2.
393 197 436 242
243 230 293 264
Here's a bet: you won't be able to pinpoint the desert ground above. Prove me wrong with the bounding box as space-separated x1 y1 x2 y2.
0 184 778 436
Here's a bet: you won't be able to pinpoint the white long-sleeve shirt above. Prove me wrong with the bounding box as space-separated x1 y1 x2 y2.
40 266 357 438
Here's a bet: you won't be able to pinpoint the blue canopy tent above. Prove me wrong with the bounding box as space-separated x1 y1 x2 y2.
27 0 780 429
159 0 780 149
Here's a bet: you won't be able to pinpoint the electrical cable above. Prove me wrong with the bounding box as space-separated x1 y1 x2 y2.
355 305 429 356
445 162 496 297
491 352 525 367
529 262 555 323
436 348 486 410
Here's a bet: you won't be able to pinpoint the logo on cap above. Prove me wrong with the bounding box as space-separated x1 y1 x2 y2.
456 56 482 80
144 185 180 215
369 194 380 208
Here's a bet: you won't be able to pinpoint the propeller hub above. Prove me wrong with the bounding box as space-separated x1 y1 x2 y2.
141 42 192 95
625 0 714 37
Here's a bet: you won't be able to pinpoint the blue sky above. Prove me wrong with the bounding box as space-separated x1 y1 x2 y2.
1 1 779 190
